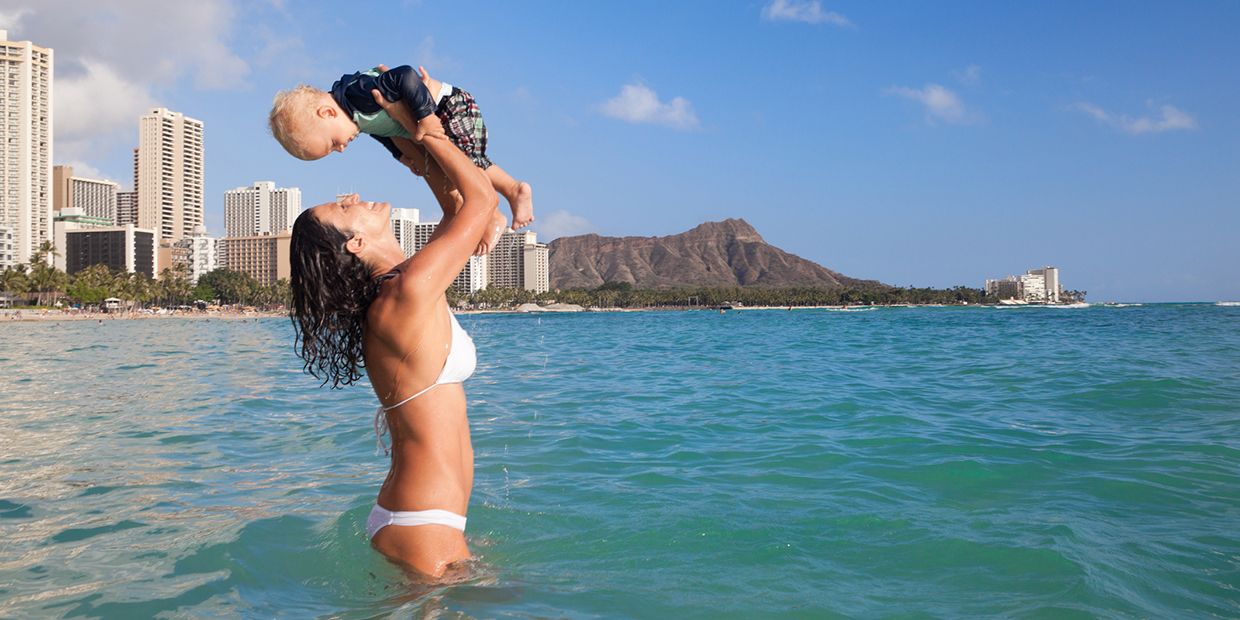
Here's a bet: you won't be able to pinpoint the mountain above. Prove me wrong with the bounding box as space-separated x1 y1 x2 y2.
546 218 878 289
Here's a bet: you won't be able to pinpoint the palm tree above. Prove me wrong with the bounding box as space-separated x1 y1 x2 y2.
1 267 29 304
67 264 115 306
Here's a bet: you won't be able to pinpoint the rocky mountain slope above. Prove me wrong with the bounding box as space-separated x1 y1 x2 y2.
547 219 877 289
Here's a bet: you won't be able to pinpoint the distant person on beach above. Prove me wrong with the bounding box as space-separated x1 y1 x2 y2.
288 90 495 580
269 64 533 252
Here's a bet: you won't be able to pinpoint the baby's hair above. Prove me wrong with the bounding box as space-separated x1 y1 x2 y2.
269 84 326 159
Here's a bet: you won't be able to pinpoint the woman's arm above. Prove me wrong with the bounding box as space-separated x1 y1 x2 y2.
373 89 497 299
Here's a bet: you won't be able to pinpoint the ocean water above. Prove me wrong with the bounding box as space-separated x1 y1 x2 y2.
1 304 1238 618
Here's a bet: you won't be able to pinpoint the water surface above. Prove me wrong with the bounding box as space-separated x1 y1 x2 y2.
1 305 1238 618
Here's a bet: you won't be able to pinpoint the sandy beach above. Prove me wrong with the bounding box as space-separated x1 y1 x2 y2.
0 309 286 322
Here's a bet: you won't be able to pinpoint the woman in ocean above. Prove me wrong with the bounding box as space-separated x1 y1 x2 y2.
288 89 499 578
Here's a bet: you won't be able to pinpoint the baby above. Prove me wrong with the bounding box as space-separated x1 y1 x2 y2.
269 65 534 234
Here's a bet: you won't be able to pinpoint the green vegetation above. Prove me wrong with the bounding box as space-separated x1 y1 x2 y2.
457 282 1012 309
0 246 290 310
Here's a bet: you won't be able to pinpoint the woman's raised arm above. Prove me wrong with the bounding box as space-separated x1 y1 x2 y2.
372 89 498 300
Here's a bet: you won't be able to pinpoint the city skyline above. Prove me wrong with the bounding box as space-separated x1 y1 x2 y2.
2 2 1237 301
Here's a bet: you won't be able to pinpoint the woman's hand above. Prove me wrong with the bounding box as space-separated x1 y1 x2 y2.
372 64 447 144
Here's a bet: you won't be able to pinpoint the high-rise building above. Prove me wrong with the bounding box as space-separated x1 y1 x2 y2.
171 225 217 285
116 191 137 226
985 266 1064 303
63 224 156 278
1027 266 1060 303
0 30 53 270
390 207 424 257
488 229 549 293
388 207 488 295
53 165 118 224
224 181 301 237
522 241 550 294
135 107 203 243
219 231 291 287
1019 272 1048 302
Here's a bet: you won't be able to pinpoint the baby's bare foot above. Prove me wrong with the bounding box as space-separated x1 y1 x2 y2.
510 182 534 230
474 209 509 256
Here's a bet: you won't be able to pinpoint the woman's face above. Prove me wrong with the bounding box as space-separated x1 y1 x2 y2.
310 194 392 242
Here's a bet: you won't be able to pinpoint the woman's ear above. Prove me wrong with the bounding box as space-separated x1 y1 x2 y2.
344 234 365 256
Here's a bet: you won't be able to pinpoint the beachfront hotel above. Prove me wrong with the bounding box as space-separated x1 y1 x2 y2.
488 229 550 293
986 266 1062 303
52 207 114 271
53 165 118 225
0 30 53 271
218 231 291 287
390 207 488 295
170 226 217 285
224 181 301 238
60 225 157 278
135 107 204 243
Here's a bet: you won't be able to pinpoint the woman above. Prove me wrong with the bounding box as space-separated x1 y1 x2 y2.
289 90 499 578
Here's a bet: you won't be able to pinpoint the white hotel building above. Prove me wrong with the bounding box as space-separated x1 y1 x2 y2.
0 31 52 270
488 229 549 293
390 207 488 295
986 266 1062 303
171 226 218 285
224 181 301 237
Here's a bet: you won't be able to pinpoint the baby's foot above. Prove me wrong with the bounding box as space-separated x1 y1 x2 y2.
474 209 509 256
510 182 534 230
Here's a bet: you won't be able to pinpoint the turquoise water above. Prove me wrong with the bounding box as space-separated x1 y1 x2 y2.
1 304 1238 618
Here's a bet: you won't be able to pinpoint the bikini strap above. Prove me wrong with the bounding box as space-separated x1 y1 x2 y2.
375 267 402 283
373 382 442 455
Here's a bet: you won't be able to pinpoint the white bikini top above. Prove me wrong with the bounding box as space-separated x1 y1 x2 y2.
373 305 476 454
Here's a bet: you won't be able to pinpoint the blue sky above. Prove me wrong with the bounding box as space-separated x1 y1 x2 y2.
4 0 1237 301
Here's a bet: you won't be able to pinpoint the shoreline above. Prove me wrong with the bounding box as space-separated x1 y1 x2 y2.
1 309 286 322
6 301 1210 323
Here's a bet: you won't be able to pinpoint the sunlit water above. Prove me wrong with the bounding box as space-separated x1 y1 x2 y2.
1 304 1238 618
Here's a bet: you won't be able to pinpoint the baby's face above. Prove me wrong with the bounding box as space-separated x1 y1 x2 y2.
294 112 360 160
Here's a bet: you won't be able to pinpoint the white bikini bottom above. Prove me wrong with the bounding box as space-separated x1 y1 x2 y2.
366 504 467 539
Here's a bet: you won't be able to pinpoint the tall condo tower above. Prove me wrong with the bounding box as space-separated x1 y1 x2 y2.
488 229 549 293
224 181 301 237
135 107 203 243
0 30 53 270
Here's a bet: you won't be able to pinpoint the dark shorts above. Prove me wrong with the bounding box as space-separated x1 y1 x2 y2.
436 87 492 170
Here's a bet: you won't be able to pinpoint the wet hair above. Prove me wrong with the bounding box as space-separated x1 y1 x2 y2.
269 84 324 160
288 209 381 388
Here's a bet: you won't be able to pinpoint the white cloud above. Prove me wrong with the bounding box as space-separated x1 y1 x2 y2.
0 8 31 32
537 210 595 241
761 0 853 27
55 61 156 144
600 82 699 130
953 64 982 86
1 0 249 160
1071 101 1197 135
886 83 975 125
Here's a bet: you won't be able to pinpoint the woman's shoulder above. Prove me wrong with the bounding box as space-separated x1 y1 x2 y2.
368 276 444 327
